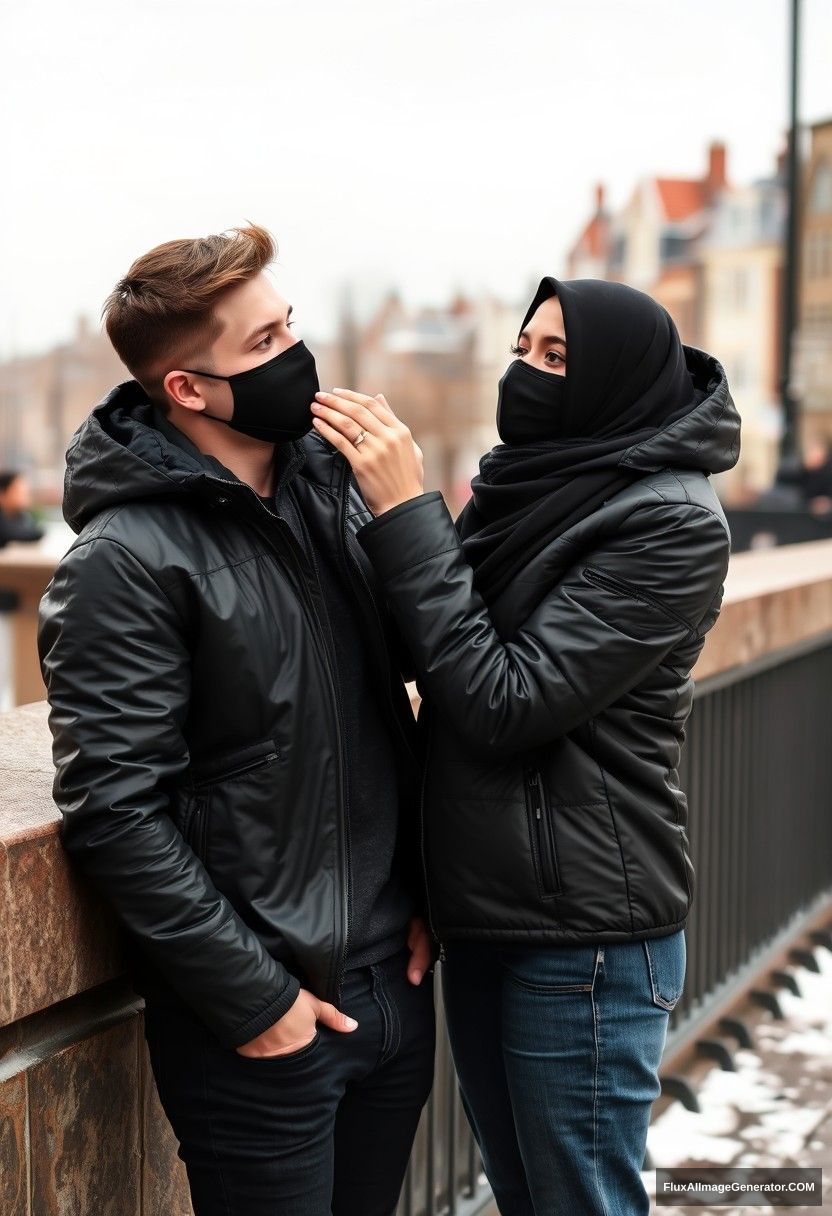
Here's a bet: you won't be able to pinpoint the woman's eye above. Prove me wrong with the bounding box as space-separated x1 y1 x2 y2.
545 350 564 366
256 333 273 350
509 344 529 357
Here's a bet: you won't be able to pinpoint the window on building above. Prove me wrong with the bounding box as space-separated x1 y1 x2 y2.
809 160 832 214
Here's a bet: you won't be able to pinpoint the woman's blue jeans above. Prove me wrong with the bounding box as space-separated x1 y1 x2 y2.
441 930 685 1216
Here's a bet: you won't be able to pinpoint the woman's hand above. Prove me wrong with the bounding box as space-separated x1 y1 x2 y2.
311 388 424 516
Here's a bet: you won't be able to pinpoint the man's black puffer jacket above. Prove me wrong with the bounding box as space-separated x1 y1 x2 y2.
357 347 740 947
37 382 421 1049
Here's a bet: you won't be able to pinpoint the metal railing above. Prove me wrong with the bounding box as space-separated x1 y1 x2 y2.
668 630 832 1046
399 970 492 1216
398 632 832 1216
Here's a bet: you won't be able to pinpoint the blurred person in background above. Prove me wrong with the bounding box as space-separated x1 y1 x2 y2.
0 470 45 547
795 430 832 515
0 470 45 710
37 224 435 1216
312 276 741 1216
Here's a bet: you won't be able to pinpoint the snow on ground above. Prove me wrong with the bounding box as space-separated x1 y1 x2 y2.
643 944 832 1213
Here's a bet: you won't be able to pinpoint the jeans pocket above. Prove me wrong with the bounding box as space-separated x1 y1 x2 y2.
503 944 603 994
643 930 686 1011
234 1027 323 1065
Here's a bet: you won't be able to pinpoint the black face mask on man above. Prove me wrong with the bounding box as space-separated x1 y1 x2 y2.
183 339 320 443
495 357 566 445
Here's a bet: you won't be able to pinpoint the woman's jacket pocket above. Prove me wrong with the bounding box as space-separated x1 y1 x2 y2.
524 766 562 899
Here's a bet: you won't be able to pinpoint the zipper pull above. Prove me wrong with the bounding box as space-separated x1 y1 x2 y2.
528 769 542 819
438 941 447 963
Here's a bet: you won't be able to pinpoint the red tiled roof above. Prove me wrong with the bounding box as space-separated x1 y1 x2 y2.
655 178 707 221
574 213 609 258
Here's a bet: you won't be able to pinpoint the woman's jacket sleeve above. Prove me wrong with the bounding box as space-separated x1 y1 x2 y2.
357 490 730 759
37 537 300 1048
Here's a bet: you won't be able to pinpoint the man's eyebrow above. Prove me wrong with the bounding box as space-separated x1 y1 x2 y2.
518 329 566 348
243 304 293 346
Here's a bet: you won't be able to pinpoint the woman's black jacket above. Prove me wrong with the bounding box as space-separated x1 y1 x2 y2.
357 347 740 948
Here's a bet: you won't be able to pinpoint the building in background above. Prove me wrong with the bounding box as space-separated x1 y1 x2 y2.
566 140 788 501
794 118 832 438
337 290 519 513
700 164 786 497
0 318 127 503
570 142 730 347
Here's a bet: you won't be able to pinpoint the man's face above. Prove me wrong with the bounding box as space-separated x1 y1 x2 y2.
165 272 297 421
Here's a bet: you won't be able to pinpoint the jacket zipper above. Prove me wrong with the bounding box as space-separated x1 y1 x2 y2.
193 749 278 788
526 767 561 896
208 470 350 1005
336 462 440 959
582 566 695 636
182 790 209 857
419 709 444 960
340 472 421 769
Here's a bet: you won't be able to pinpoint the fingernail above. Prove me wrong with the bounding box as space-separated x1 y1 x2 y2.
312 418 322 427
411 970 423 985
311 402 322 410
314 391 327 400
345 1016 358 1029
332 387 344 393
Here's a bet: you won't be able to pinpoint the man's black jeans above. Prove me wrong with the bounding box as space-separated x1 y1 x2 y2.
142 945 436 1216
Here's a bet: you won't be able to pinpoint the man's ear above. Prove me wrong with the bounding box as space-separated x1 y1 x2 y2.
164 370 206 413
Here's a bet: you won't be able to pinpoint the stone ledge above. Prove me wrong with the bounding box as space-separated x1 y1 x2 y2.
5 540 832 1027
0 703 124 1030
693 539 832 679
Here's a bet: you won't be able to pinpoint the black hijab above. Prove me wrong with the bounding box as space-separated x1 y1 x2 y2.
456 276 699 603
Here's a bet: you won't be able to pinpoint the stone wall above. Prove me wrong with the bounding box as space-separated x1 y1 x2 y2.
4 539 832 1213
0 703 192 1215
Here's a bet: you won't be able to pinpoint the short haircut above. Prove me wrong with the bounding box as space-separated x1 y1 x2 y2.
101 224 276 404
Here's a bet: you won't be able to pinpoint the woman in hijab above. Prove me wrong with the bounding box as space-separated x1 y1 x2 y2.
311 277 741 1216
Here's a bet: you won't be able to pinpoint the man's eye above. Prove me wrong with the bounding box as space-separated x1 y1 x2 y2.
256 333 273 349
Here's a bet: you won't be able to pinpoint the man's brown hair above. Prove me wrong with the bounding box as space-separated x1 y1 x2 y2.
102 224 276 404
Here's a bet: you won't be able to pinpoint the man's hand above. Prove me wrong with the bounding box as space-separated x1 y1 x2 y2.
406 917 435 986
311 389 424 517
235 988 357 1058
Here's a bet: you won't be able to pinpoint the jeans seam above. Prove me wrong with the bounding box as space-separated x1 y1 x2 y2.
389 968 402 1058
591 945 610 1216
200 1030 233 1215
371 966 396 1066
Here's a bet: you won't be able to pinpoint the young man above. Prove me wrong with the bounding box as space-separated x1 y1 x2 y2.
37 225 435 1216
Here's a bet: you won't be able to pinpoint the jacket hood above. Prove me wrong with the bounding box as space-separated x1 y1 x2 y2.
62 379 337 534
618 345 741 475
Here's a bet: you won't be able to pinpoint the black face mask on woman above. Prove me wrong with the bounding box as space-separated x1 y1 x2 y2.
184 339 320 443
496 357 567 445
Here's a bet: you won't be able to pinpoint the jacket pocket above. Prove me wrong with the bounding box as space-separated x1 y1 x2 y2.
190 738 280 787
185 739 280 861
182 789 211 860
525 767 562 899
582 565 695 637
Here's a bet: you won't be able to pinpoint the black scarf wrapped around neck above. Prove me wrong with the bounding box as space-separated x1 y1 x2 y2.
456 276 699 603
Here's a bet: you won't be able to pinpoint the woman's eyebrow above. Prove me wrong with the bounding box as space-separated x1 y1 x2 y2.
518 329 566 348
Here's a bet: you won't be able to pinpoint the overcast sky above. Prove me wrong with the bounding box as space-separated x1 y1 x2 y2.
2 0 831 360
